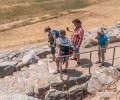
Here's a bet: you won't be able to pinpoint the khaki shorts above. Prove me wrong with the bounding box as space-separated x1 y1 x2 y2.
98 45 105 58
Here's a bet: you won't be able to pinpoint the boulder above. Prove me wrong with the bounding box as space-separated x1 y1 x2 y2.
107 28 120 43
87 74 102 94
0 51 12 59
87 67 120 94
0 94 39 100
22 50 39 65
0 59 4 63
16 62 25 71
44 89 67 100
8 52 16 59
99 92 113 100
0 61 18 78
82 38 98 48
16 48 26 62
116 80 120 92
68 84 88 100
116 21 120 28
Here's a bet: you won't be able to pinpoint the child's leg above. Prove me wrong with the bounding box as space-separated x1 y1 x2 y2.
56 60 59 71
65 60 68 69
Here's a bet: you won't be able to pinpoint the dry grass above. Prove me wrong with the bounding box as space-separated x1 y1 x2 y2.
0 0 88 25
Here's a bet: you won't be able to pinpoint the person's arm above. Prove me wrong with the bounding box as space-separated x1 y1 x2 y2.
104 35 108 53
52 32 56 47
56 38 60 56
105 40 108 49
66 27 73 32
95 35 99 39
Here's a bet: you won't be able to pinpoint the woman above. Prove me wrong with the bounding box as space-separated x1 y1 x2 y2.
55 29 73 74
67 19 84 66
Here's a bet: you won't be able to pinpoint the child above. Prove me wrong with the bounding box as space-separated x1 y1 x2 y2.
95 28 108 67
55 29 73 74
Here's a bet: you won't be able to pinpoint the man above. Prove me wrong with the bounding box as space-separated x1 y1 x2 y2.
44 26 58 61
95 28 108 67
67 19 84 66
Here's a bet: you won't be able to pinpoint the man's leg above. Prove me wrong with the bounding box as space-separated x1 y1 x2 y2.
51 47 56 61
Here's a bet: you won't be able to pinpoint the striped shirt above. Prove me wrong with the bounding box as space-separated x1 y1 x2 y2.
71 27 84 47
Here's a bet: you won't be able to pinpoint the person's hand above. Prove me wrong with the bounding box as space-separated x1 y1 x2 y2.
52 44 55 47
66 27 69 31
76 45 80 49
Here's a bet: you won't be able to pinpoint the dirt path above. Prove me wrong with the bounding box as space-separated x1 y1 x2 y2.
0 0 120 51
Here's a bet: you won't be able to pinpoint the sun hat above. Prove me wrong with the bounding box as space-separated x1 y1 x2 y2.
72 19 82 24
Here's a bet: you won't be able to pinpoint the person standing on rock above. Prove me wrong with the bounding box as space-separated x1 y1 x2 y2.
67 19 84 67
55 29 74 74
44 26 60 61
95 28 108 67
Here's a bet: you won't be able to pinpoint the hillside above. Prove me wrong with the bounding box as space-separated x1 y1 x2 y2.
0 0 120 51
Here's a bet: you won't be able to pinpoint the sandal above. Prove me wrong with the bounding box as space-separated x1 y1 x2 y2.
62 69 67 73
53 70 60 74
70 57 77 60
95 61 101 64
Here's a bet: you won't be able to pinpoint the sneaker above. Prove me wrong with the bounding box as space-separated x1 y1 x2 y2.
95 61 101 64
77 62 81 66
99 63 104 67
75 62 80 68
53 70 60 74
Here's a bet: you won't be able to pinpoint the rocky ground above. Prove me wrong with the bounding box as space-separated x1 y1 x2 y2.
0 10 120 100
0 21 120 99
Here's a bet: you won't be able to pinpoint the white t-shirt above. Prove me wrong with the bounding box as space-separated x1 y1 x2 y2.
56 37 73 48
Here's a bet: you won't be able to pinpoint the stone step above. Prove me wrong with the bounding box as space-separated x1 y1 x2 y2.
0 59 50 99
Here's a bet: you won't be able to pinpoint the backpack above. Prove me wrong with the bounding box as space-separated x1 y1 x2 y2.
59 37 73 56
60 45 73 56
52 30 60 38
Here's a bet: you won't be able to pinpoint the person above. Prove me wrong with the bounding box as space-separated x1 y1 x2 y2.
95 28 108 67
67 19 84 66
44 26 59 61
55 29 74 74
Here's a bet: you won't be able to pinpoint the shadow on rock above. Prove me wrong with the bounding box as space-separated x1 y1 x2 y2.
80 58 93 68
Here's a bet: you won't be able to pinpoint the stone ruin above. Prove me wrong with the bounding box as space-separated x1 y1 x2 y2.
0 21 120 100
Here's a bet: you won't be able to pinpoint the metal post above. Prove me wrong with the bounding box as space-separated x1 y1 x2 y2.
112 47 116 66
89 52 92 74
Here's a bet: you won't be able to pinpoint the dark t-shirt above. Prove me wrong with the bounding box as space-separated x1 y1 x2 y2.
48 30 55 45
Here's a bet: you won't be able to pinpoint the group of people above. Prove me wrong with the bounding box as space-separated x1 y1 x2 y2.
44 18 108 74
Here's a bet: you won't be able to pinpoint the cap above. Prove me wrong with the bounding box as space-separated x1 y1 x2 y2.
97 28 103 34
44 26 50 32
